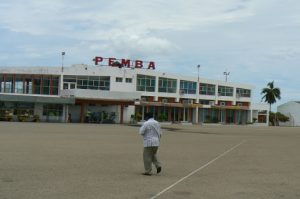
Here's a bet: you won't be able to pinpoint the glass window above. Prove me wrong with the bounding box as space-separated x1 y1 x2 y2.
236 88 251 97
3 75 14 93
51 77 59 95
33 78 41 94
200 83 216 95
43 104 63 116
63 76 77 82
158 77 177 93
136 74 156 92
116 77 122 82
0 75 3 93
15 75 24 94
42 77 50 95
180 80 196 94
218 86 233 96
100 76 110 90
63 83 69 89
24 77 33 94
13 102 34 115
125 78 132 83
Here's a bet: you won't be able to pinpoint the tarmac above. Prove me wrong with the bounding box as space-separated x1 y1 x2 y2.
0 122 300 199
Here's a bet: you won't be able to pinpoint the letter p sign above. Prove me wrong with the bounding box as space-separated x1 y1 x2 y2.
93 57 103 65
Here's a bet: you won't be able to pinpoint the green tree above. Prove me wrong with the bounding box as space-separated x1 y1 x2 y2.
269 112 289 126
261 81 281 125
261 81 281 112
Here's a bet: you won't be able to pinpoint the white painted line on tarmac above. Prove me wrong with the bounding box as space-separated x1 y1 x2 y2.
150 140 246 199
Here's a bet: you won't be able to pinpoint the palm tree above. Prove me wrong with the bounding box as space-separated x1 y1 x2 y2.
261 81 281 125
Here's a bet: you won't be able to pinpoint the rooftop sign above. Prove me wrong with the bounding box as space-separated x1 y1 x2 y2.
93 56 155 70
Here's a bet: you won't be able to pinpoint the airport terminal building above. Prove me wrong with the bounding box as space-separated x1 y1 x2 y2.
0 58 269 125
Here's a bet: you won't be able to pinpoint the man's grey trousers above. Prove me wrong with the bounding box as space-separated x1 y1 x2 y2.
143 146 161 174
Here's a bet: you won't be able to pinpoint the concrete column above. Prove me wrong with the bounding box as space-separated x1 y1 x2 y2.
195 107 199 124
120 105 124 124
142 106 145 121
80 103 85 123
64 104 69 123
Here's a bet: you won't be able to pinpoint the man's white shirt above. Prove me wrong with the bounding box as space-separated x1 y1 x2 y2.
139 118 162 147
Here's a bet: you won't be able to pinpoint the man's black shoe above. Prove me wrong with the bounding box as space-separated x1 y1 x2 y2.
142 172 152 176
157 167 162 174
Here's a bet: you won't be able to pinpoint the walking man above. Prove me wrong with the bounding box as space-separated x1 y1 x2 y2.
139 112 162 176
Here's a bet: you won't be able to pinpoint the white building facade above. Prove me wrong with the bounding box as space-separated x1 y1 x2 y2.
0 64 268 125
277 101 300 126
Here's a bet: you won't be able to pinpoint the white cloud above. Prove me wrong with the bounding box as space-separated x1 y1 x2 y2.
0 0 300 106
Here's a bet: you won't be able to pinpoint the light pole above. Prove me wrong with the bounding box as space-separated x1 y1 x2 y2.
196 64 200 124
61 52 65 72
197 64 200 101
223 71 230 82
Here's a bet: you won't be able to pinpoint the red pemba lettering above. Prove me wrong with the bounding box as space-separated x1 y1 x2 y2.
135 60 143 68
94 57 103 65
108 58 116 66
148 61 155 70
121 59 131 68
93 56 156 70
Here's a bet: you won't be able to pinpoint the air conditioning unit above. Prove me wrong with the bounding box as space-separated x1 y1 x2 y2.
179 89 185 95
236 93 241 98
220 102 226 106
237 103 243 106
162 98 168 103
209 101 215 106
141 97 147 102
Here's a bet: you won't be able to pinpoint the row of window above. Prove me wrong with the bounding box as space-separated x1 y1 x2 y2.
64 76 110 90
136 75 251 97
0 102 63 117
0 74 251 98
0 75 59 95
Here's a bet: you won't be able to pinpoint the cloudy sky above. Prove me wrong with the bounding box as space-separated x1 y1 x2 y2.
0 0 299 110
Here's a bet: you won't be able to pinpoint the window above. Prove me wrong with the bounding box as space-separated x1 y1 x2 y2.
88 76 100 90
236 88 251 97
33 78 41 94
136 74 155 92
51 77 59 95
200 83 215 95
4 75 14 93
0 75 3 93
42 77 50 95
43 104 63 116
125 78 132 83
77 76 88 89
218 86 233 96
24 77 33 94
13 103 34 115
15 75 24 94
180 80 196 94
64 76 76 83
99 76 110 90
158 77 177 93
116 77 122 82
73 75 110 90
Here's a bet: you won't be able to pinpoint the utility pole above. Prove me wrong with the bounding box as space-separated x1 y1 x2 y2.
61 52 65 72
